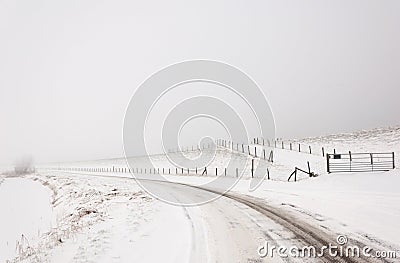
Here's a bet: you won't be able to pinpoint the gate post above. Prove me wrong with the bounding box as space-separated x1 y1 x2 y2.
326 154 330 173
393 152 395 169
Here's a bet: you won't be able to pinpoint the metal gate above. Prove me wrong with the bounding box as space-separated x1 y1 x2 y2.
326 152 395 173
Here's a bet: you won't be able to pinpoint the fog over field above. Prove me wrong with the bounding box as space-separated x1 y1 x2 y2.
1 0 400 166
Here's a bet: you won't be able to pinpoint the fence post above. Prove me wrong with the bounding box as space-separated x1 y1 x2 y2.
242 144 244 153
393 152 395 169
248 145 251 155
322 147 325 157
309 145 312 154
326 154 330 173
334 148 336 154
263 139 265 146
290 143 292 150
307 161 311 175
267 168 270 180
295 168 297 182
282 141 284 149
255 146 257 157
236 168 238 178
251 159 254 178
224 168 227 176
216 168 218 176
370 153 374 171
299 144 301 152
349 151 352 172
263 149 266 159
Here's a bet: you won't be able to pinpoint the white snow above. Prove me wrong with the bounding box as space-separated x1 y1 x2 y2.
3 126 399 262
0 177 55 263
8 173 193 263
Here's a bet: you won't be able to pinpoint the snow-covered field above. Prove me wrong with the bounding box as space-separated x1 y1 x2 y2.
0 177 55 263
0 172 195 263
1 126 399 262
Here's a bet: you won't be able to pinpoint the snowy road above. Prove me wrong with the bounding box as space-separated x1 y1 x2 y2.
137 178 389 263
58 171 392 263
9 171 396 263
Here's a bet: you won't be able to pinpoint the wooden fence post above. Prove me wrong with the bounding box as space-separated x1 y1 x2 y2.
299 144 301 152
309 145 312 154
216 168 218 176
282 141 284 149
255 146 257 157
251 159 254 178
236 168 238 178
322 147 325 157
290 143 292 150
267 168 270 180
307 161 311 174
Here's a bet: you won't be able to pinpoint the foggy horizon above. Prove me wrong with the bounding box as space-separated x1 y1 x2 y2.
1 0 399 166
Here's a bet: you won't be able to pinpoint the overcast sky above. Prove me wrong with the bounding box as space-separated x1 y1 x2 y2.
1 0 399 165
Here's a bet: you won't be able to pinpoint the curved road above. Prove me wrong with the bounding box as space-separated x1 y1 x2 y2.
44 171 391 263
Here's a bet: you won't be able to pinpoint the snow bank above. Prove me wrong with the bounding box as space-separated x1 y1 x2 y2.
0 177 55 263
